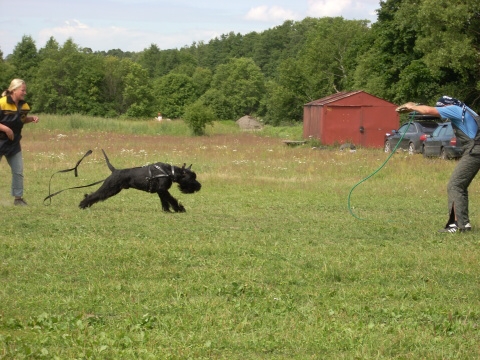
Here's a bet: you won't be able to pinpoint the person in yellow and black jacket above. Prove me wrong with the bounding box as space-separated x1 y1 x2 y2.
0 79 39 206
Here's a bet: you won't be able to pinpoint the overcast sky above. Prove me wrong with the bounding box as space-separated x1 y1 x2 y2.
0 0 380 56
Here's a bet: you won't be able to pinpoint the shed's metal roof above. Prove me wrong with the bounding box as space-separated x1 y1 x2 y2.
304 91 363 106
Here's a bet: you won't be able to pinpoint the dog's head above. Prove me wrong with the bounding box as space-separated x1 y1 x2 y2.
175 164 202 194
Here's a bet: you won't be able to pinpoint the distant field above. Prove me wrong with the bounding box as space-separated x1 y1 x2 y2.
0 116 479 358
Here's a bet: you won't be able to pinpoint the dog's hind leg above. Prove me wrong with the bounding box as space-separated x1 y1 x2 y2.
157 190 186 212
79 178 124 209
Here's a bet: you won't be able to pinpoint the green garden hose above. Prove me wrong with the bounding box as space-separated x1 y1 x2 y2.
347 111 416 220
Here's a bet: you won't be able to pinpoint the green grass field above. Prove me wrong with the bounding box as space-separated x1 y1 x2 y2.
1 116 479 359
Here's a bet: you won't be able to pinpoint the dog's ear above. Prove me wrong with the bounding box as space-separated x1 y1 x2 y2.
187 164 192 170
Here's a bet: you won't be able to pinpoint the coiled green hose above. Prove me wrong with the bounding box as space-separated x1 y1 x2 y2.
348 111 416 220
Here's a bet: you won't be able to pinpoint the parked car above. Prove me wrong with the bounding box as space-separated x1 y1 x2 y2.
384 114 440 154
421 122 463 159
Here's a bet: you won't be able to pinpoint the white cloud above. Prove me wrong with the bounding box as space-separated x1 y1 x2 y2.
307 0 377 20
307 0 352 17
245 5 300 22
38 20 145 51
50 19 96 37
36 19 223 52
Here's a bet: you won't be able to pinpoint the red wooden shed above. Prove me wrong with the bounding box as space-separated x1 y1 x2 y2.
303 91 399 148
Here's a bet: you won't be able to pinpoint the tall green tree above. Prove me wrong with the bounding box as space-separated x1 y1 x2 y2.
414 0 480 105
38 37 60 59
201 57 265 120
138 44 162 77
32 39 88 114
103 56 128 116
122 61 154 117
9 35 38 81
300 17 370 95
253 21 296 78
264 59 309 124
30 38 61 113
191 67 213 98
355 0 480 106
73 54 106 116
104 57 152 117
152 73 196 118
0 49 16 91
264 17 370 124
198 32 245 71
354 0 421 102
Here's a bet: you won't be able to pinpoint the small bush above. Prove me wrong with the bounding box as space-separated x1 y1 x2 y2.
182 101 215 135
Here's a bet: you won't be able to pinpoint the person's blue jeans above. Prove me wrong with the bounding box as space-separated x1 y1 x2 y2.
0 151 24 197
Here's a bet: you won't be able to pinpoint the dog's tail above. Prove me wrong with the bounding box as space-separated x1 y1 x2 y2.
102 149 116 172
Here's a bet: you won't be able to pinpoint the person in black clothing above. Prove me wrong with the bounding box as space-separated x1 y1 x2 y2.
0 79 39 206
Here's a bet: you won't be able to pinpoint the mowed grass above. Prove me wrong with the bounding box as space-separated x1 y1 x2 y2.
1 117 479 359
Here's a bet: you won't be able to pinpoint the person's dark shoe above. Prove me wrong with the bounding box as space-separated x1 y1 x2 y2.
14 198 28 206
439 223 461 233
438 221 471 233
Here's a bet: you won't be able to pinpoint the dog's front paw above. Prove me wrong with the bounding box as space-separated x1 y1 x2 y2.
79 194 90 209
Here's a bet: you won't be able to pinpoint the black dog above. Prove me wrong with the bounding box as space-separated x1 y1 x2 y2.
79 150 201 212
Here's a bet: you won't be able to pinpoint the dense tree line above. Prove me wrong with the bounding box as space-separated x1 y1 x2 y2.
0 0 479 125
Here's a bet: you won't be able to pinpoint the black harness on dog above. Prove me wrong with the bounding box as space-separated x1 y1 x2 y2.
146 164 175 192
